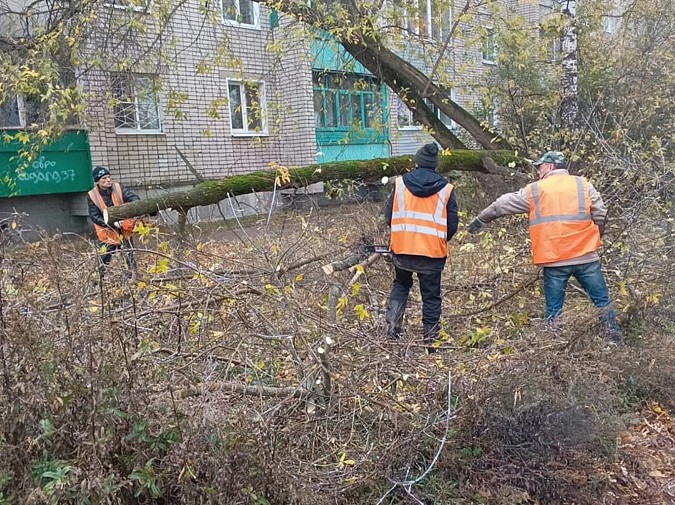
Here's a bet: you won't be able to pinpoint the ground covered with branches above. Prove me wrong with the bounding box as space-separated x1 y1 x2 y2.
0 179 673 504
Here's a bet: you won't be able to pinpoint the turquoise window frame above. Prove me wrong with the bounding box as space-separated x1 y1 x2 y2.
312 70 389 145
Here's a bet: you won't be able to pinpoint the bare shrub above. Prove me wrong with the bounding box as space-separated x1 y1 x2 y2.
0 184 672 504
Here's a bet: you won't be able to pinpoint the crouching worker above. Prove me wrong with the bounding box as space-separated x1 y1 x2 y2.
468 151 622 343
384 142 459 352
87 166 141 276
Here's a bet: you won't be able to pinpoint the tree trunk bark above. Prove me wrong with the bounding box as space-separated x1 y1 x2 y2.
341 38 510 150
107 150 519 221
255 0 511 150
560 0 580 143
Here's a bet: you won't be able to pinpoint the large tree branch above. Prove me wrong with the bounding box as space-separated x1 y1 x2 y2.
107 150 520 221
255 0 511 150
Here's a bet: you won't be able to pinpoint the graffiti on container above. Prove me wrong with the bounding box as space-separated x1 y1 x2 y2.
17 156 76 185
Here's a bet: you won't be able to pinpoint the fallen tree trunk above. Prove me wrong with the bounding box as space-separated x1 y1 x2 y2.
107 150 521 221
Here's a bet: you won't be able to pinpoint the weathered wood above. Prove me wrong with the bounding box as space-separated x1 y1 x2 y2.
108 151 521 221
322 254 361 275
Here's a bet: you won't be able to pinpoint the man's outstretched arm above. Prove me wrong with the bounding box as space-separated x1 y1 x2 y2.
469 188 530 233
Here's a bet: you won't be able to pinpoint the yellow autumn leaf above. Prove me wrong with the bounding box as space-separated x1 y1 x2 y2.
619 280 629 297
354 304 369 320
295 273 304 282
336 296 349 313
337 452 356 469
148 258 170 275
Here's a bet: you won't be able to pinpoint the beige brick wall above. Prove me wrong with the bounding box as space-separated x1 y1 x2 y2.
387 0 529 152
82 5 317 188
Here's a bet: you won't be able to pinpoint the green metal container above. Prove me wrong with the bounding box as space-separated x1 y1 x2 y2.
0 130 93 198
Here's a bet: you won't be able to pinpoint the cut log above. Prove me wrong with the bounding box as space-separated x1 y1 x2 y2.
107 150 521 221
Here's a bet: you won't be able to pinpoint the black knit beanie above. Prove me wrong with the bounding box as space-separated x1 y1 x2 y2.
415 142 440 169
92 166 110 182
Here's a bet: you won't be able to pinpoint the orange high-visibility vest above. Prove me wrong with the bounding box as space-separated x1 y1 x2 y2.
527 175 601 265
390 176 453 258
88 183 135 245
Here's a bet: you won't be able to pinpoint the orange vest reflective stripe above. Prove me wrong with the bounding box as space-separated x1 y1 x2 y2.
390 177 453 258
88 183 135 245
527 175 601 265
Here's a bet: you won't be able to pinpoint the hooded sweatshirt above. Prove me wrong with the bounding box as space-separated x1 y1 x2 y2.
384 166 459 273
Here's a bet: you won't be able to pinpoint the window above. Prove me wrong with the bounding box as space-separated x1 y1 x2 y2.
477 96 499 129
396 95 455 129
312 71 384 130
0 95 47 128
393 0 452 40
227 80 267 135
105 0 149 11
426 0 452 40
539 27 561 63
0 97 21 128
222 0 260 27
111 74 162 133
602 15 619 34
482 27 497 64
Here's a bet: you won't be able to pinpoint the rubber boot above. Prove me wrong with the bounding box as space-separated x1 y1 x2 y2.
385 299 406 339
600 307 622 344
423 322 440 354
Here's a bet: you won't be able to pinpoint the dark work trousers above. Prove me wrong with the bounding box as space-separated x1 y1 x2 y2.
385 266 443 342
98 238 136 273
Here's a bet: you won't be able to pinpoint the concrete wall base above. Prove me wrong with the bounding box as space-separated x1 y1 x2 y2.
1 181 386 241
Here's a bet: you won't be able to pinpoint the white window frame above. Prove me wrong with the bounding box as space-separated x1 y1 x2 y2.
424 0 452 41
396 0 452 41
0 95 25 129
489 97 500 128
104 0 149 12
602 15 619 34
227 79 268 136
0 94 48 129
111 74 163 135
396 94 456 130
482 26 497 64
222 0 260 29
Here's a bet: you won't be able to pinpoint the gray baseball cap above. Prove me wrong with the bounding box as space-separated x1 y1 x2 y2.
533 151 566 167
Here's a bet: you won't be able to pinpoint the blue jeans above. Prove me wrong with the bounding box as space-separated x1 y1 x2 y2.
543 261 621 340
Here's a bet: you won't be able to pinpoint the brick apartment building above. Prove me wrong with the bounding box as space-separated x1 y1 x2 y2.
0 0 561 234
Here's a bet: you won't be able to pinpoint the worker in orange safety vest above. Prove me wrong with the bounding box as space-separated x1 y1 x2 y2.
468 151 622 343
87 166 141 274
384 142 459 352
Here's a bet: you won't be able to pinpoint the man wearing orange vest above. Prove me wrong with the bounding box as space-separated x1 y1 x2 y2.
468 151 622 343
87 166 140 272
384 142 459 351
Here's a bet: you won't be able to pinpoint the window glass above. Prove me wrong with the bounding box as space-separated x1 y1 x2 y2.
311 70 382 130
227 80 267 134
244 83 262 131
112 74 161 132
363 93 375 128
339 93 351 127
313 91 324 127
482 27 497 62
324 90 337 128
228 83 244 130
0 97 21 128
223 0 259 27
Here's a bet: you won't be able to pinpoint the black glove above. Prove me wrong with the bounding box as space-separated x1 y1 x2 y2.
598 222 606 237
468 217 486 234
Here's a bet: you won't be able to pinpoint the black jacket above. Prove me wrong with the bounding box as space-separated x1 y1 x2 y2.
384 167 459 273
87 184 140 228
